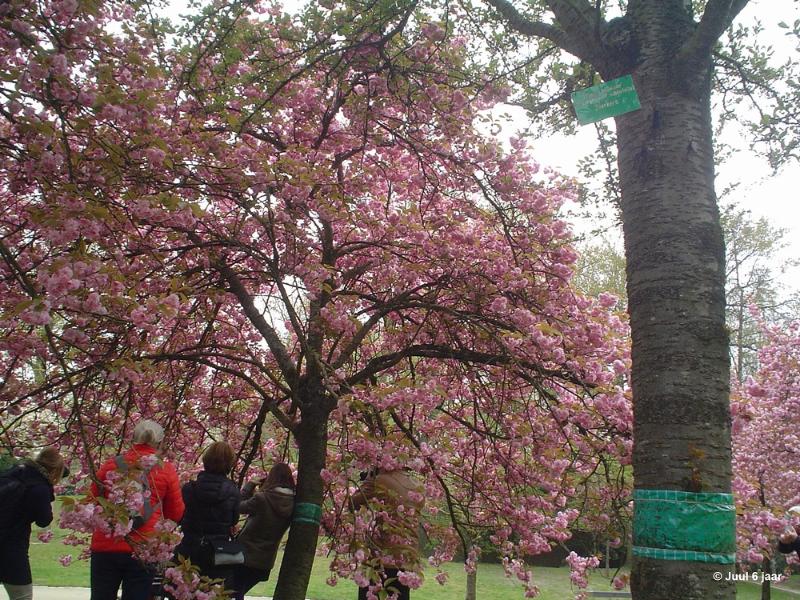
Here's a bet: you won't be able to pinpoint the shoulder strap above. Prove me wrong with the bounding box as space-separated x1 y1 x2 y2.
136 456 161 520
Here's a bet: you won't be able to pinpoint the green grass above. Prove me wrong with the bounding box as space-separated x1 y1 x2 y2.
30 499 800 598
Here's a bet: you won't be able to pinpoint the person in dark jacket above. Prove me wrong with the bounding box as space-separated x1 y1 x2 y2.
174 441 240 590
232 463 296 600
0 447 67 600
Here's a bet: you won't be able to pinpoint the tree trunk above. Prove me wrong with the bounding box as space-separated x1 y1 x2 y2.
465 566 477 600
761 556 771 600
617 18 734 600
273 396 330 600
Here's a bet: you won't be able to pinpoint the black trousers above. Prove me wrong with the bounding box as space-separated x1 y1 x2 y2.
90 552 155 600
232 564 269 600
358 568 410 600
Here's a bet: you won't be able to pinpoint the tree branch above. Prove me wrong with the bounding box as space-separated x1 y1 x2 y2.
346 343 585 389
484 0 565 41
682 0 751 64
183 229 302 392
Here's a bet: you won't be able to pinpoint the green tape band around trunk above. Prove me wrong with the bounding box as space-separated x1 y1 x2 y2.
633 546 735 564
293 502 322 525
633 489 736 564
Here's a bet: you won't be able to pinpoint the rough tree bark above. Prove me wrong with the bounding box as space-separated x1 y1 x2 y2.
616 24 733 599
272 387 334 600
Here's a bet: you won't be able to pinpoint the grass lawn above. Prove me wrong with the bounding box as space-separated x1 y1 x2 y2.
30 499 800 599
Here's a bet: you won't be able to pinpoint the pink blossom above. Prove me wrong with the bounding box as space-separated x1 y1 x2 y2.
144 147 167 168
397 570 423 589
37 530 54 543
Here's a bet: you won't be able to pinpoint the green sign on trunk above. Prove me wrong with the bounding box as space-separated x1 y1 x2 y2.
571 75 641 125
632 489 736 564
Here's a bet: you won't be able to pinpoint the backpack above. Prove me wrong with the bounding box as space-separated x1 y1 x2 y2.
0 466 27 531
113 455 160 529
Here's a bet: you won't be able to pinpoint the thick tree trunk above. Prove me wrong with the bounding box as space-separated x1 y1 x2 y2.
617 36 734 600
272 397 330 600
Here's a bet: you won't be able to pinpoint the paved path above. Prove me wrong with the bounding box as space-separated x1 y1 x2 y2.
31 588 276 599
32 589 91 600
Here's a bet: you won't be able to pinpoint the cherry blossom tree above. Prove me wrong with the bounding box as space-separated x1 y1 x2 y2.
733 318 800 575
0 1 631 597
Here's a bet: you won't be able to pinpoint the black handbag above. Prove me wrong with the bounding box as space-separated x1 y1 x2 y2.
202 538 245 566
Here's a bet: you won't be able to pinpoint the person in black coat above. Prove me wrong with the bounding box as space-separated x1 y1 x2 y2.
0 447 68 600
174 441 240 590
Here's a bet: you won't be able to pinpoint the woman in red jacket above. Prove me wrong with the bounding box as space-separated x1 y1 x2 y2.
89 419 185 600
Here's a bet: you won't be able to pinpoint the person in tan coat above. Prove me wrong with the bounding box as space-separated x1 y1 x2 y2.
231 463 295 600
351 467 425 600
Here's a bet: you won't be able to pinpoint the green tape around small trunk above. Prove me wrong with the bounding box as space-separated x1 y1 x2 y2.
633 489 736 564
293 502 322 526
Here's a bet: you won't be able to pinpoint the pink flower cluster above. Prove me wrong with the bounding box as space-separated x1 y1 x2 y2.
59 454 180 565
565 552 600 589
131 519 183 564
37 530 54 543
162 559 227 600
733 319 800 567
59 499 107 536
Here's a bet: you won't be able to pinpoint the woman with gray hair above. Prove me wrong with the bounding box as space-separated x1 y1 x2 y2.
89 419 185 600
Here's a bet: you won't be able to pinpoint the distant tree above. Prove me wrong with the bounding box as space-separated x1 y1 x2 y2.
574 236 627 306
575 202 800 385
732 319 800 596
722 204 800 381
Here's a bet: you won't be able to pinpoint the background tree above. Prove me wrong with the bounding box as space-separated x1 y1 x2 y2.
722 204 799 381
573 236 627 306
732 318 800 598
574 202 800 384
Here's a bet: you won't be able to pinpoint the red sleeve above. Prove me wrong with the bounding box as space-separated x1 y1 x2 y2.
159 462 185 523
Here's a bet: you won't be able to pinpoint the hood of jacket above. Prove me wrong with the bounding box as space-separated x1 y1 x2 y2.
264 485 294 517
